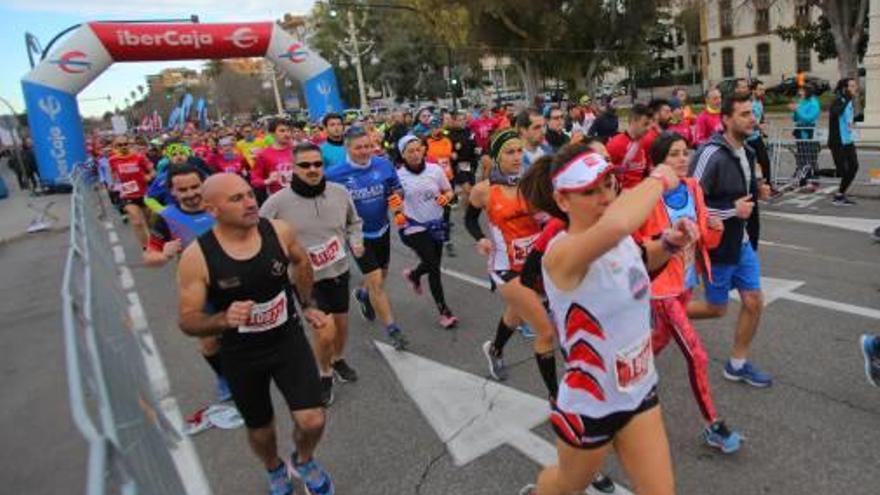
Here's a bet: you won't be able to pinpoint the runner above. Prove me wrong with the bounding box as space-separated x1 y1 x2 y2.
638 132 743 453
424 118 457 257
447 109 479 209
688 91 773 388
588 98 620 144
177 173 334 495
642 99 672 167
108 135 155 248
252 118 296 204
747 80 774 194
544 106 570 152
606 103 653 190
396 135 459 328
790 84 821 191
829 78 860 206
465 129 546 380
328 126 408 350
694 88 723 147
318 113 346 179
517 107 552 171
260 143 364 406
210 136 248 177
517 144 688 495
236 123 267 169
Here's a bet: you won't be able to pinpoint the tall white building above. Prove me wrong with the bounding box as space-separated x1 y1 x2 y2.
701 0 840 88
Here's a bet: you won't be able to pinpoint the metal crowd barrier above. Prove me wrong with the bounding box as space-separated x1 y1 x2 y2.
62 167 211 495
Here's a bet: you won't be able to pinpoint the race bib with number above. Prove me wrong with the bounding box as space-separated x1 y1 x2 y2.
457 161 471 172
614 336 655 391
307 236 346 271
239 290 288 333
120 180 140 196
511 234 539 266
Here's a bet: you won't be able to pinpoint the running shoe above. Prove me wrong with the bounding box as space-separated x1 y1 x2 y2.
267 461 293 495
591 472 616 493
332 359 358 383
860 334 880 387
518 322 536 339
445 242 457 258
352 288 376 322
387 325 409 351
723 361 772 388
216 375 233 403
439 312 459 329
482 340 508 381
832 194 856 206
703 420 743 454
289 454 335 495
320 376 334 407
402 268 423 296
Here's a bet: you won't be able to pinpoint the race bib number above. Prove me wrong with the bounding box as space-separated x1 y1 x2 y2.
120 180 140 196
615 336 655 391
457 161 471 173
511 234 539 266
239 291 288 333
307 236 346 270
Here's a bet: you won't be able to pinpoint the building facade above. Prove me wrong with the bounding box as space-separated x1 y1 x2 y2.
701 0 839 89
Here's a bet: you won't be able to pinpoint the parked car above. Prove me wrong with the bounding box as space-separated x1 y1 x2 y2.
767 76 830 97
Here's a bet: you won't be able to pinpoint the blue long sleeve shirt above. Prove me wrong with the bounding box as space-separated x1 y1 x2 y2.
327 156 402 239
792 96 820 139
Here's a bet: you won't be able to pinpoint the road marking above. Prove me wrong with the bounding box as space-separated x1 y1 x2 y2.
764 212 879 234
758 240 812 252
730 276 880 320
773 186 837 208
375 341 633 495
441 267 491 290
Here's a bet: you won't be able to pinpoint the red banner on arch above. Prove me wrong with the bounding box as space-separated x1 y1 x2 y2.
88 22 274 61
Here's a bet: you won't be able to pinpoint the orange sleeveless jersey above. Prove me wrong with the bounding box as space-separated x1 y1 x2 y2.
486 185 542 272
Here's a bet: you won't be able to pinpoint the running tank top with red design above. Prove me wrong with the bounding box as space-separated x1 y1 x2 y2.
542 232 657 418
485 184 542 273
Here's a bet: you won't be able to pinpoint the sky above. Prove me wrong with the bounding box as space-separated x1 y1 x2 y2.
0 0 316 118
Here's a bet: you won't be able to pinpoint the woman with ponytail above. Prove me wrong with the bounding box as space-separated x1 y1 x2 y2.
518 141 690 495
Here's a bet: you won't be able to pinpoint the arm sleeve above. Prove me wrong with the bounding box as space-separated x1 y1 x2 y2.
464 204 485 241
345 191 364 246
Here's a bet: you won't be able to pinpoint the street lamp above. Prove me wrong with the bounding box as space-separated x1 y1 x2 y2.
335 9 375 113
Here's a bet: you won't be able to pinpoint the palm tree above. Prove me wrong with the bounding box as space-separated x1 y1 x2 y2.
203 60 225 80
137 84 145 96
130 90 136 101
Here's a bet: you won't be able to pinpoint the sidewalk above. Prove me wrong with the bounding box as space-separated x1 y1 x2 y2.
0 158 70 245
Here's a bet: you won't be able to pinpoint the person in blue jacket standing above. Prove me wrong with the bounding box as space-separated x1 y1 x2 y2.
789 84 821 190
327 126 409 350
828 78 860 205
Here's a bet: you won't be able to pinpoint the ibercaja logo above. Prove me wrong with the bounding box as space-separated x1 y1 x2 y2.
50 50 92 74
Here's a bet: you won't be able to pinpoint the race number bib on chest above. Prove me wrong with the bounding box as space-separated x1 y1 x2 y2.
120 180 140 195
457 161 471 172
307 236 346 270
615 336 655 391
239 290 288 333
511 234 539 266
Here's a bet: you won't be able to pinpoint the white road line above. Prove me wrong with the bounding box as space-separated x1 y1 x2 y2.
758 240 812 252
108 230 119 244
441 267 491 290
783 292 880 320
764 212 879 234
112 245 125 264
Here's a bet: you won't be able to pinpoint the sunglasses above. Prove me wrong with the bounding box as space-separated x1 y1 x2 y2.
296 160 324 169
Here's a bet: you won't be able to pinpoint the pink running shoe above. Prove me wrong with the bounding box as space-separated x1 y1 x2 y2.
439 313 459 329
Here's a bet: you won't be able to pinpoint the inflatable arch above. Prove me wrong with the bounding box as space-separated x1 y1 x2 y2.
21 21 344 186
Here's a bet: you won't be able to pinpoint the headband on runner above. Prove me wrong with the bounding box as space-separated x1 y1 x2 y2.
551 152 613 193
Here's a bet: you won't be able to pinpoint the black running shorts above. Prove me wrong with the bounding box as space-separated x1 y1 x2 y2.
313 271 351 314
550 387 659 450
220 323 323 428
354 230 391 274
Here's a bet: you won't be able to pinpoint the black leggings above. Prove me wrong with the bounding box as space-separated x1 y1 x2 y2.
830 143 860 195
750 137 771 182
402 230 448 313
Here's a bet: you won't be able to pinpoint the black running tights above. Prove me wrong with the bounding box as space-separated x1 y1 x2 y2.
403 230 448 312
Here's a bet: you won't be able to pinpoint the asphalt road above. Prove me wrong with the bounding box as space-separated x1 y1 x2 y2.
4 185 879 495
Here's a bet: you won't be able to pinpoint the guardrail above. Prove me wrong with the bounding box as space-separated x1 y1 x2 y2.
62 167 211 494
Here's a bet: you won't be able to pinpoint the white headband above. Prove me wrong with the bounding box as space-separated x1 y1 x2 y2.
551 152 613 193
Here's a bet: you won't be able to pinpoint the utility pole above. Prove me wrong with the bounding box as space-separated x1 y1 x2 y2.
348 9 369 113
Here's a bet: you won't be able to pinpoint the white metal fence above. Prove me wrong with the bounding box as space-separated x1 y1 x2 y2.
62 166 211 495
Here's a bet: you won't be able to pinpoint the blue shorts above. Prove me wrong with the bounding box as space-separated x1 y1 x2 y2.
704 243 762 306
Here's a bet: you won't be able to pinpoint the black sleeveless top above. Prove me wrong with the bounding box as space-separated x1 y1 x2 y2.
198 218 299 352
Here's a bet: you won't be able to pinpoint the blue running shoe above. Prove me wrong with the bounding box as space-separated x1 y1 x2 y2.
518 323 535 339
860 334 880 387
352 288 376 322
267 461 293 495
290 454 334 495
386 324 409 351
216 375 233 403
723 361 772 388
703 420 743 454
